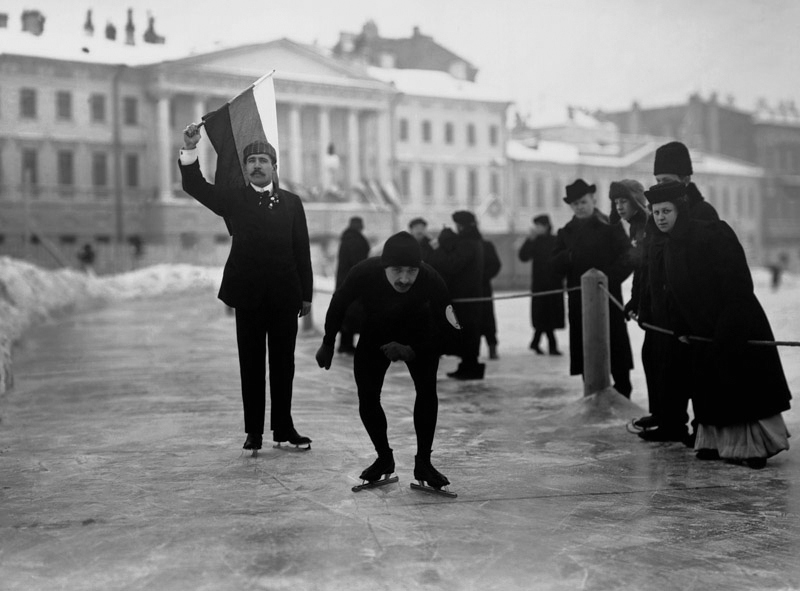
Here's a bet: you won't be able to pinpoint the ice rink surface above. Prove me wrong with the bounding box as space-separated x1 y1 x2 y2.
1 280 798 591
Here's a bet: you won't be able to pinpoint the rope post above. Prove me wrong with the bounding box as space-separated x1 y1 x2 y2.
581 268 611 396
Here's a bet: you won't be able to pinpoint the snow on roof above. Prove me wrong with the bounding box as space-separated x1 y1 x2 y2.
0 27 194 67
367 66 511 104
691 152 764 177
507 139 580 164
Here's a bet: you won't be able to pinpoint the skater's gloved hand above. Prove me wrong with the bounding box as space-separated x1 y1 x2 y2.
315 343 334 369
676 335 690 345
380 342 415 362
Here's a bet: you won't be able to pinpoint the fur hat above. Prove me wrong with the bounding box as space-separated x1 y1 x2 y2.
609 179 647 211
381 231 422 268
532 214 551 227
408 217 428 228
653 141 693 177
242 140 278 165
644 181 688 205
564 179 596 204
452 210 477 226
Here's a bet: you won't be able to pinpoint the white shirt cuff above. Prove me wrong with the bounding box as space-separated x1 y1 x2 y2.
179 148 198 165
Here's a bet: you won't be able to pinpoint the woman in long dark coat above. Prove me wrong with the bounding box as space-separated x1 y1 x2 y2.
643 181 791 468
518 214 564 355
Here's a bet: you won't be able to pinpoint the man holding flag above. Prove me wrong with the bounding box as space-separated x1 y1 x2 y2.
178 72 313 453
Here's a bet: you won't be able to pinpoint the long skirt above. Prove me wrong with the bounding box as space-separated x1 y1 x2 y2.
695 414 790 460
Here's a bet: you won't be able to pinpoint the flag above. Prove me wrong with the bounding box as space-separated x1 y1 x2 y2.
202 70 280 190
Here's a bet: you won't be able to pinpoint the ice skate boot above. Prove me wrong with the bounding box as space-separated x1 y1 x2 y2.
352 452 398 492
242 434 262 457
273 427 312 451
627 415 658 434
410 454 457 498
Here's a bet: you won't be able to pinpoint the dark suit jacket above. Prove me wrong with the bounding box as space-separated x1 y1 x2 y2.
179 159 313 311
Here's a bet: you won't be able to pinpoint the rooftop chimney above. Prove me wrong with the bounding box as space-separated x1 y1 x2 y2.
83 9 94 37
21 9 45 36
105 21 116 41
125 8 135 45
143 12 165 44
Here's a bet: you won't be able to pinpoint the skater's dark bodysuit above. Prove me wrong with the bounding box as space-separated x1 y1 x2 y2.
316 232 459 489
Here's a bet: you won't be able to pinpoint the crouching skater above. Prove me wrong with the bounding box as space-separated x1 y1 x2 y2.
315 231 461 496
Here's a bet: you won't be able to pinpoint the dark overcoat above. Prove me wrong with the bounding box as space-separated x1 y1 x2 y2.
550 210 634 376
659 216 791 425
336 228 370 288
179 160 312 311
480 239 502 339
518 234 565 331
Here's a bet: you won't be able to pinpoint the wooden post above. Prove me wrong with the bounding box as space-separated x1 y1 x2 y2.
581 268 611 396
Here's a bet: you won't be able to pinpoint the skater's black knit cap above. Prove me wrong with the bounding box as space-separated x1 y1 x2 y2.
381 231 422 268
242 140 277 164
653 141 693 176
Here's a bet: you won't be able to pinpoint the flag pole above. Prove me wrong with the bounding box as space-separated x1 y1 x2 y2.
193 69 276 129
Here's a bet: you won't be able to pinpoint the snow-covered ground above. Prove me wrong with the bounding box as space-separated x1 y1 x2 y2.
1 255 798 404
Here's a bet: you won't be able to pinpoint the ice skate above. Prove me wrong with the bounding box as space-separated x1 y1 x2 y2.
272 427 312 451
627 415 658 434
410 455 457 498
352 453 398 492
242 434 262 456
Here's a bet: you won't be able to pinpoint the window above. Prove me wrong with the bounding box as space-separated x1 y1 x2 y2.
535 176 545 208
92 152 108 187
467 123 476 146
446 169 456 202
59 235 77 245
22 149 38 185
518 178 529 208
57 150 74 186
56 91 72 121
489 125 499 146
552 179 561 207
399 118 408 142
399 168 410 203
423 168 434 202
422 120 432 143
20 88 37 119
126 154 139 187
490 172 499 196
123 96 138 126
90 94 106 123
468 169 478 207
444 122 454 145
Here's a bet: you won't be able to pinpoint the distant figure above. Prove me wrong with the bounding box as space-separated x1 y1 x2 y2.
518 214 564 355
77 243 96 274
768 252 790 291
550 179 634 397
480 235 502 359
335 216 370 354
324 142 341 190
408 217 434 261
642 181 791 468
428 210 485 380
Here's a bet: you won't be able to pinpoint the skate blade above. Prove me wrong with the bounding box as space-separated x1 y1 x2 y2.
410 481 457 498
626 419 654 434
273 442 311 452
240 449 261 458
352 475 399 492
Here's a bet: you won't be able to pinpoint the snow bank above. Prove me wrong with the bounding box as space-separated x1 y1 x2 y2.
0 257 222 393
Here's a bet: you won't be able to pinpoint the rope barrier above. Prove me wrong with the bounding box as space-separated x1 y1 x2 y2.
595 282 800 348
451 286 580 304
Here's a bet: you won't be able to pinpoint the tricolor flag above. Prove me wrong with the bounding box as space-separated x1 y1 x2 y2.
201 70 280 190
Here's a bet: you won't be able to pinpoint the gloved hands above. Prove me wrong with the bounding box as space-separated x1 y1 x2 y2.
315 343 334 370
623 300 637 321
380 342 415 362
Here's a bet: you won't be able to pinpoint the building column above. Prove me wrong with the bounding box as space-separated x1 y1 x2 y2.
347 108 360 189
156 94 172 201
289 105 302 183
376 108 391 183
318 106 331 188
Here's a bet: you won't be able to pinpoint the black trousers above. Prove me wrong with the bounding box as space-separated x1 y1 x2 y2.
353 342 439 456
641 330 690 428
234 304 298 435
453 302 482 370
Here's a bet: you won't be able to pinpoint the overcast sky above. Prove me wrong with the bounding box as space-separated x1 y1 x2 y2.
5 0 799 123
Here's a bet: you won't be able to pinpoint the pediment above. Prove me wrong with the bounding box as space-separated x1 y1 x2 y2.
174 38 372 82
